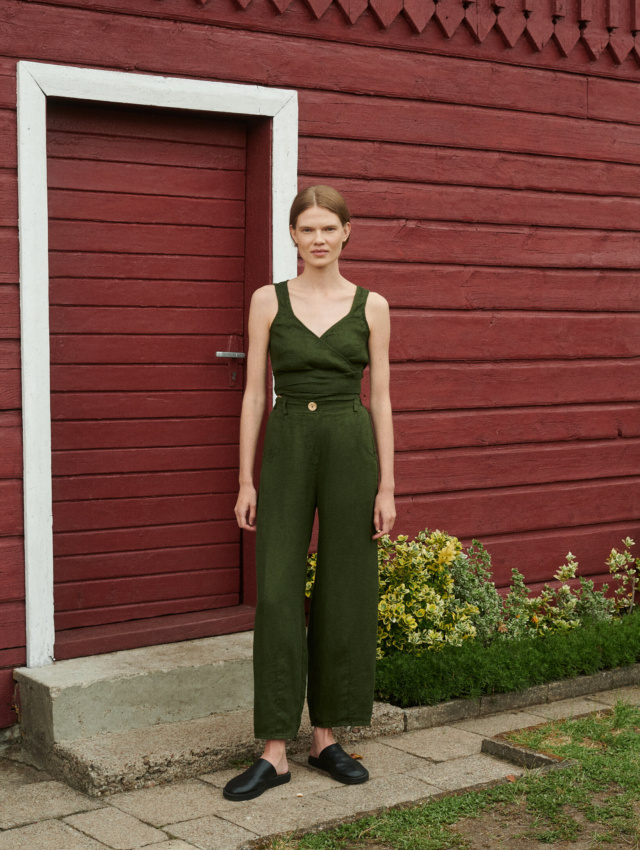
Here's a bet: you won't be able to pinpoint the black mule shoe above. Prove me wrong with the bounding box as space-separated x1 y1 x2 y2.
308 742 369 785
223 757 291 801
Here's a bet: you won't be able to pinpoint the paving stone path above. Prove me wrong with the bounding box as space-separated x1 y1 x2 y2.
1 686 638 850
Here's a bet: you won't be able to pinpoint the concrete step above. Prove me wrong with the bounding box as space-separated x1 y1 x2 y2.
14 632 254 762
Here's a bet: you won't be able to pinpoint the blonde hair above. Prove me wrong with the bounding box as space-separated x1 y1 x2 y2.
289 185 351 247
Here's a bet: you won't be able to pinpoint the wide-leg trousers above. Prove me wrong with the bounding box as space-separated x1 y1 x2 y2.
253 394 380 740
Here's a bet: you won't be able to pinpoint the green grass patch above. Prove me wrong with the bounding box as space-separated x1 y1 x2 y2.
374 608 640 708
265 698 640 849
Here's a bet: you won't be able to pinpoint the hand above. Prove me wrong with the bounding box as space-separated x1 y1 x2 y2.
372 490 396 540
235 483 258 531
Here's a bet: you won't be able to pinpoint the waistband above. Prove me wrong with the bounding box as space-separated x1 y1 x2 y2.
274 394 363 413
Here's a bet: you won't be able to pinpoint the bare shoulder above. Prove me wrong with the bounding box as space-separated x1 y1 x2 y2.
365 290 390 329
366 290 389 311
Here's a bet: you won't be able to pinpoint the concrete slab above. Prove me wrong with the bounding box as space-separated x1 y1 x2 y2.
164 815 261 849
592 686 640 706
157 844 202 850
450 711 550 738
379 726 485 762
315 773 440 814
404 753 525 791
15 632 255 748
109 780 225 827
0 779 103 829
530 696 615 720
289 738 431 780
65 807 169 849
0 755 51 788
0 819 107 850
202 793 350 838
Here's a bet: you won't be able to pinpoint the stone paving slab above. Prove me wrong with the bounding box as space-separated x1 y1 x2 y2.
592 686 640 706
529 695 616 720
404 753 526 791
0 779 103 829
289 737 432 780
450 710 550 738
0 819 107 849
165 815 261 849
380 725 485 761
109 779 224 827
315 772 440 814
65 806 169 849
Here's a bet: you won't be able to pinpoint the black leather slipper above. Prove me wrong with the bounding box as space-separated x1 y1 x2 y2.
308 742 369 784
223 757 291 801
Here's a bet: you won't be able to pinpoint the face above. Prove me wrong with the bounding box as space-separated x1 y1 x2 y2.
290 205 351 268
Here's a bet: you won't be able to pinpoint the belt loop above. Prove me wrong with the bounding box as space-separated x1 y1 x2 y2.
352 397 358 414
282 396 288 415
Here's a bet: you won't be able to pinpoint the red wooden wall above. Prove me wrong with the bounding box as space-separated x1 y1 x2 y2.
2 0 640 726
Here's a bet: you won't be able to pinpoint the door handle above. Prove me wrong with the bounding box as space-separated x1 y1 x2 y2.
216 351 246 358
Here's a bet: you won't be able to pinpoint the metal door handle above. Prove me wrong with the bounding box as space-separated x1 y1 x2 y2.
216 351 246 358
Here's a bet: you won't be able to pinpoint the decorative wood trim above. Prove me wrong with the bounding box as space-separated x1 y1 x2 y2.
17 61 298 668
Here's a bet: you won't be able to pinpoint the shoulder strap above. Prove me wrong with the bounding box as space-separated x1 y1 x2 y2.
273 280 289 310
352 285 369 313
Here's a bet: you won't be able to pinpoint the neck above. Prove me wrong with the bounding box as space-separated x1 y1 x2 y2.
298 261 345 290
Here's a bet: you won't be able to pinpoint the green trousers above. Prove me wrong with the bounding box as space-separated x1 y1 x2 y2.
253 394 380 739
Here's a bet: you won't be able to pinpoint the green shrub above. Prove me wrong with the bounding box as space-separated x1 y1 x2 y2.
374 607 640 708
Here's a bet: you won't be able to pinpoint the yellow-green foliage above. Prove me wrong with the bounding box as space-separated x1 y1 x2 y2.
305 529 479 659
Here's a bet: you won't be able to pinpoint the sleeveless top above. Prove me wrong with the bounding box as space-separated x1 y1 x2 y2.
269 280 371 399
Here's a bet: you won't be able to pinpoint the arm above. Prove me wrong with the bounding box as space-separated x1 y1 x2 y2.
234 285 274 531
367 291 396 540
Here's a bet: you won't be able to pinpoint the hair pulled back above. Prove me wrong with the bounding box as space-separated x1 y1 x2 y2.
289 185 351 247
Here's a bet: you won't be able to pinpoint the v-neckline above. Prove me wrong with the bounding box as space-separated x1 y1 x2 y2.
285 280 360 340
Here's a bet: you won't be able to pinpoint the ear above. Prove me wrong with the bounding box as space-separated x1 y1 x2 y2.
342 221 352 243
289 224 297 246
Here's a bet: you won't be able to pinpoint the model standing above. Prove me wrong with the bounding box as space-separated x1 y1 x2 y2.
224 186 396 801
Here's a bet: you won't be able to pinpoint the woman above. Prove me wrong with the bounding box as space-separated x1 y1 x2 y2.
224 185 396 801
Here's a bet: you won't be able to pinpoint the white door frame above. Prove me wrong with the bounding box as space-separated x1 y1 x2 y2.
17 61 298 667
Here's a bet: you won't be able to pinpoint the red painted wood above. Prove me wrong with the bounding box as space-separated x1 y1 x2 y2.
0 481 22 536
0 538 23 602
395 438 640 495
49 308 243 335
53 604 255 660
398 477 640 541
53 469 238 501
306 174 640 231
0 286 18 337
0 228 17 283
0 170 18 227
0 341 19 370
55 568 240 611
0 648 25 668
49 222 245 257
1 371 21 410
301 138 640 200
343 262 640 312
393 404 640 450
48 159 245 199
390 361 640 410
50 334 243 364
55 543 238 582
0 426 20 477
51 418 237 450
49 279 240 308
299 90 640 164
49 253 243 281
391 311 640 360
47 99 248 648
477 520 640 585
55 593 240 630
53 520 239 557
348 218 640 268
53 493 235 532
0 668 16 727
0 602 24 650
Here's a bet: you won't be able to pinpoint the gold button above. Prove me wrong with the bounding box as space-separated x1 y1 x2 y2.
308 401 317 411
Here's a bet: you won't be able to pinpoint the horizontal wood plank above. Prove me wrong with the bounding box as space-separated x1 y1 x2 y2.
0 342 19 370
299 138 640 199
0 286 18 338
49 279 240 308
0 602 24 650
51 364 241 391
0 169 17 227
391 311 640 360
49 307 243 335
0 227 17 281
50 391 242 420
393 404 640 450
0 425 21 477
54 542 238 582
50 334 244 364
48 159 245 199
0 647 25 668
343 262 640 312
51 445 238 475
1 369 22 408
49 221 245 258
53 469 238 501
53 519 239 557
48 253 243 281
51 417 238 450
390 361 640 410
0 668 16 727
0 481 22 537
395 438 640 495
54 592 240 630
0 538 24 603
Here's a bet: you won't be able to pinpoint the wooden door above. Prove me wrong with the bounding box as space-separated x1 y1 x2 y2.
47 99 255 658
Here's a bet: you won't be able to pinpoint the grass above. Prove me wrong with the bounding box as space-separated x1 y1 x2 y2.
262 698 640 849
